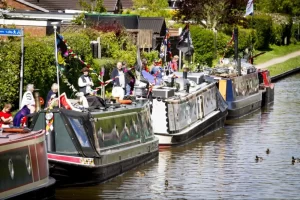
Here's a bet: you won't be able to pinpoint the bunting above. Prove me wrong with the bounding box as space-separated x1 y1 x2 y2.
160 29 172 59
56 33 111 89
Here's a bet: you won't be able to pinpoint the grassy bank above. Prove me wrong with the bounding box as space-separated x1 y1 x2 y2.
268 56 300 77
254 43 300 64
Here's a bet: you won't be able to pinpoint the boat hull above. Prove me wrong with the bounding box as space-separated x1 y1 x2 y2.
48 150 158 186
226 92 262 120
156 110 227 147
0 130 55 200
261 86 275 107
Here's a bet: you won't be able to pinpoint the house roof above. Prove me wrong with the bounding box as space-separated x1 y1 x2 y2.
24 0 80 12
138 17 166 35
19 0 120 12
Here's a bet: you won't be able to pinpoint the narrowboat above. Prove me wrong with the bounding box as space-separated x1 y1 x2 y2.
28 99 159 186
0 128 55 200
134 71 228 147
206 59 262 119
258 69 275 107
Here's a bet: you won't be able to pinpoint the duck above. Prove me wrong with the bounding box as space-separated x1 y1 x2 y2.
266 148 270 154
255 155 263 161
292 156 300 163
165 180 168 186
135 171 146 177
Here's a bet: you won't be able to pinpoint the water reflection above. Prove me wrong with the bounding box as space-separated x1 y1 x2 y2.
56 73 300 199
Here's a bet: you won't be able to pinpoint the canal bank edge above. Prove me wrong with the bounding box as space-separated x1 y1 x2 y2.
271 67 300 82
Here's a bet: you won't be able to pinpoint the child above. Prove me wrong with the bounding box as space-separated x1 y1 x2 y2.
0 103 13 128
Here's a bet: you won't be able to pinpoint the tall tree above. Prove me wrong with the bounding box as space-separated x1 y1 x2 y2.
78 0 106 13
74 0 106 25
131 0 170 17
256 0 300 16
177 0 228 30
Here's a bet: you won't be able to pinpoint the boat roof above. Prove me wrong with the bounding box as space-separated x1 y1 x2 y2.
0 129 44 146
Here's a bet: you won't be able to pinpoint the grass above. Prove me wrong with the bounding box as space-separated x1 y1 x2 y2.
268 56 300 77
254 43 300 64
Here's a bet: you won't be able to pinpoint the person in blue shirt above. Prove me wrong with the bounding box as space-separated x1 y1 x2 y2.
150 60 163 85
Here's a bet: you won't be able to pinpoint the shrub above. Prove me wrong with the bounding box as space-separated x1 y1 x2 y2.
190 25 214 66
251 14 273 49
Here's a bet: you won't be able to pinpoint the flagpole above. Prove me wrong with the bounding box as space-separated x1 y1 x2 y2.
52 22 61 108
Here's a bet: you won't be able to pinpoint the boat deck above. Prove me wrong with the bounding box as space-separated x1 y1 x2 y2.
0 129 44 145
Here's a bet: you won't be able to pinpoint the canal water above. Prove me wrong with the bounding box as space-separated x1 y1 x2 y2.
55 73 300 199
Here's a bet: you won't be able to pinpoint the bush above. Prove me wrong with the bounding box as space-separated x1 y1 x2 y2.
251 14 273 49
190 25 214 66
141 50 159 63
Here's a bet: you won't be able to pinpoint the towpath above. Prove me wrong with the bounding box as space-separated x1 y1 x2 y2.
255 51 300 69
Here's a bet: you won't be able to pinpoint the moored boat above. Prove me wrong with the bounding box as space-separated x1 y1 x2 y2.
206 59 262 119
258 69 275 107
0 128 55 200
29 100 158 186
134 71 228 147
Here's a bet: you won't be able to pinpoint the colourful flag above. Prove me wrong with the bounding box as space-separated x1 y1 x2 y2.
160 29 172 59
245 0 254 16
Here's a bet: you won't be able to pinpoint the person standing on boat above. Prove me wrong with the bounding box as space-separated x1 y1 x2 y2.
111 62 131 96
45 83 58 107
168 55 179 72
20 84 35 109
78 67 94 96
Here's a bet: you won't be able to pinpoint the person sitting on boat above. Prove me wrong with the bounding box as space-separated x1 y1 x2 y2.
142 58 150 73
150 59 163 85
20 84 35 111
111 62 132 97
168 55 179 72
78 67 94 96
45 83 58 108
0 103 13 128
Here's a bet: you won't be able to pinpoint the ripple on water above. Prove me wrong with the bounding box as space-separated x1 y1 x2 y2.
55 73 300 200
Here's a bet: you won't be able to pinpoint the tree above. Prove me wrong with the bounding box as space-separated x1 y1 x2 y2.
256 0 300 16
130 0 170 18
177 0 228 30
73 0 106 25
79 0 106 13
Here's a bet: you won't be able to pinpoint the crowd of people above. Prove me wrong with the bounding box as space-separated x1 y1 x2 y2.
0 56 180 128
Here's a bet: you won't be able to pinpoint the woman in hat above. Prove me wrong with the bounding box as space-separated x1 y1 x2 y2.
45 83 58 108
78 67 94 96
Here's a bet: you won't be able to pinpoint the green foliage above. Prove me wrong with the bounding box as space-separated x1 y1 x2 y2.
141 50 159 63
252 14 273 49
131 0 170 18
238 28 257 51
190 26 214 66
73 0 106 25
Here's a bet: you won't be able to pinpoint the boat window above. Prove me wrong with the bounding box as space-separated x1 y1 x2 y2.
68 118 91 148
54 113 78 154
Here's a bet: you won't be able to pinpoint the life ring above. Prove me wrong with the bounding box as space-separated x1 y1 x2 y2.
40 97 45 105
118 99 132 104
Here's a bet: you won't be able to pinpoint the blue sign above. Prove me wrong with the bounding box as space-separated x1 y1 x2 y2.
0 28 23 36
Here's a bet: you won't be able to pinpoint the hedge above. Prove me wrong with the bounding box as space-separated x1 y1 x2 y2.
0 28 137 108
252 14 273 49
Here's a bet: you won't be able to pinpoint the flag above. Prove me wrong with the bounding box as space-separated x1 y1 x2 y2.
56 33 68 57
245 0 254 17
177 24 194 56
160 29 172 59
